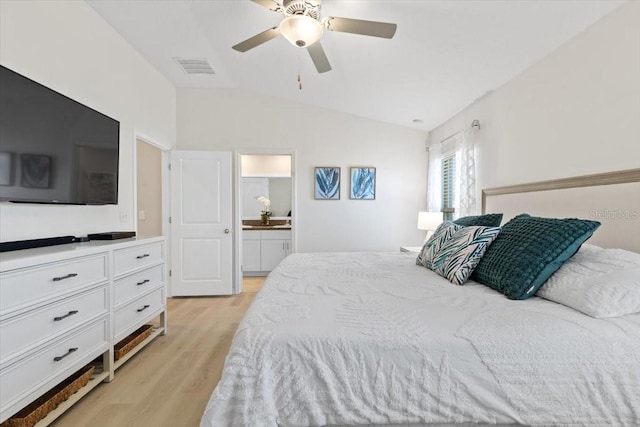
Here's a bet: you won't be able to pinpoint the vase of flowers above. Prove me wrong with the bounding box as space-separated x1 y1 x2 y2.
260 211 271 225
257 196 272 225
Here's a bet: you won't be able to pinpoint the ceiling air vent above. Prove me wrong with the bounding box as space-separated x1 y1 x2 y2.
174 58 215 75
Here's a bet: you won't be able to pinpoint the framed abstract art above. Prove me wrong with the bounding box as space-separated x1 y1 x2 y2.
0 152 12 186
21 154 51 188
350 167 376 200
314 167 340 200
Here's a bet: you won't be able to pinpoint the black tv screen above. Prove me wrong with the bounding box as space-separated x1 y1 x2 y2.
0 65 120 204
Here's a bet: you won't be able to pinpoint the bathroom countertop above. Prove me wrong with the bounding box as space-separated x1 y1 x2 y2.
242 219 291 231
243 225 291 231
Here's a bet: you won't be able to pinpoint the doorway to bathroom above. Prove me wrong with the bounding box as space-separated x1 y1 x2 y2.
236 152 295 288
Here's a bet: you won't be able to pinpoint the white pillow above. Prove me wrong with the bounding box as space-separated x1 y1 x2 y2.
536 244 640 318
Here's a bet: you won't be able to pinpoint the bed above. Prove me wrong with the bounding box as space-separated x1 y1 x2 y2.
201 169 640 427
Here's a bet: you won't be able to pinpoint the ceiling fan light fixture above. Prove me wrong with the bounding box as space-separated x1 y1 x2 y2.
279 15 323 47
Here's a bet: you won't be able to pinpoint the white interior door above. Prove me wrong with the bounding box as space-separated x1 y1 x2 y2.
170 151 232 296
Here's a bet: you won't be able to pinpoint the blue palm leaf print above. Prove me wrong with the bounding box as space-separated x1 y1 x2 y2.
433 226 501 285
315 168 340 199
416 222 462 268
350 168 375 199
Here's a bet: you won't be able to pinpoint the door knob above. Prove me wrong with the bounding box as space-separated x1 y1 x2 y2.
224 229 230 234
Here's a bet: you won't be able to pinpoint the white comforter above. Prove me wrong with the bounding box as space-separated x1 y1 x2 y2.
201 252 640 427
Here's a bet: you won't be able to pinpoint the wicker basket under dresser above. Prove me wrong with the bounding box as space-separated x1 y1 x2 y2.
0 236 167 426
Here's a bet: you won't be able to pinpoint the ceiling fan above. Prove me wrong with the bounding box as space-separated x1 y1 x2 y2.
232 0 397 73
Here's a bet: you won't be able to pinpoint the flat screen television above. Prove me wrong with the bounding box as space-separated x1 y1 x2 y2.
0 65 120 205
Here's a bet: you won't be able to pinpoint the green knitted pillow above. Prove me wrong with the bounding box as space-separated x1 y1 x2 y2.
472 214 600 300
454 213 503 227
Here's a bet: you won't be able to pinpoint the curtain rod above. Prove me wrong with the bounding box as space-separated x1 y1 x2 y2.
439 119 481 144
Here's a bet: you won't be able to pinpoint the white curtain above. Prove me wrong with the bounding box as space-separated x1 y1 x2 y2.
455 126 477 217
426 142 442 212
426 125 478 218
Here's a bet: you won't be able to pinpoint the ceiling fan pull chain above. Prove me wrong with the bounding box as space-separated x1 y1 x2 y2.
296 50 303 91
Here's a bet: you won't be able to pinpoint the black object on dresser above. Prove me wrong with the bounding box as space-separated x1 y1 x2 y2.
87 231 136 240
0 235 77 252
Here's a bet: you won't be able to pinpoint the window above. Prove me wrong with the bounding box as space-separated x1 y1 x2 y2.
427 127 476 220
441 153 456 221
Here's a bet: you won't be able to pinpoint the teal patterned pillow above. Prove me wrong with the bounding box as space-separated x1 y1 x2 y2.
472 214 601 300
416 222 462 269
454 213 503 227
431 226 501 285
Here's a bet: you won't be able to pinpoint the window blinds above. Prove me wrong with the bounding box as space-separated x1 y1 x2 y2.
441 154 456 220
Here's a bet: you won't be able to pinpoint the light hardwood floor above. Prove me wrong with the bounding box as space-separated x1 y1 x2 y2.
52 277 265 427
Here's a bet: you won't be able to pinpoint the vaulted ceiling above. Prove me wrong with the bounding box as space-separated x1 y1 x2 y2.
88 0 624 130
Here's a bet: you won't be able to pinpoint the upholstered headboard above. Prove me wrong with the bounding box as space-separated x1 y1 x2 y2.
482 169 640 252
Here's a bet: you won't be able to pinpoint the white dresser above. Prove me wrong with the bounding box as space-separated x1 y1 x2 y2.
0 236 167 424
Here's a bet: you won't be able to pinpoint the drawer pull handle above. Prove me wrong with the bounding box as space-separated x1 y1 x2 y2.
136 254 150 259
137 304 150 312
53 347 78 362
137 279 150 286
53 310 79 322
53 273 78 282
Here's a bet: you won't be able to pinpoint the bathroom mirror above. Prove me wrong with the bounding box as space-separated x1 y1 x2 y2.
242 177 292 218
241 154 293 219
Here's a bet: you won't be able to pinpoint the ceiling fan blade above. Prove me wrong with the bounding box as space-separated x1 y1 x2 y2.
232 27 280 52
307 42 331 73
325 17 397 39
251 0 282 13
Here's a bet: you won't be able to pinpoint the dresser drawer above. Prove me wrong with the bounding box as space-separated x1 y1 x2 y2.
0 255 108 313
0 318 108 412
0 286 108 364
114 265 163 308
114 288 163 341
113 242 163 277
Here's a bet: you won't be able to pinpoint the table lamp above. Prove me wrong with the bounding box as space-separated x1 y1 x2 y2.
417 211 443 242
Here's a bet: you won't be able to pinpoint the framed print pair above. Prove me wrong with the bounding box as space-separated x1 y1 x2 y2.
314 167 376 200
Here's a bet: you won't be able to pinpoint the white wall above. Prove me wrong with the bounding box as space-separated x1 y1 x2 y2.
428 2 640 199
241 155 292 177
0 0 176 242
177 89 428 251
